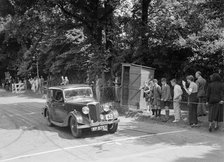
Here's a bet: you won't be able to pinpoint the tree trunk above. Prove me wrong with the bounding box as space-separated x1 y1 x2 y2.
139 0 151 63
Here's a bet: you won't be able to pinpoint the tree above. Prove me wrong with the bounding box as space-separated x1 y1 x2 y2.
1 0 224 83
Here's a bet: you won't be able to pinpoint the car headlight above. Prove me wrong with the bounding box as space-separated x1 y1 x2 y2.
100 114 104 120
82 106 89 114
103 104 110 112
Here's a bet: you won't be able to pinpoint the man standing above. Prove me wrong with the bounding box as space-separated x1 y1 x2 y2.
95 75 103 102
114 74 119 102
61 76 65 85
152 79 161 117
64 76 69 85
161 78 172 120
195 71 207 116
171 79 183 123
40 76 44 94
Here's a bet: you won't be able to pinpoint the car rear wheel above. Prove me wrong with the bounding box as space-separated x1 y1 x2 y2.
46 109 53 127
70 117 82 138
108 123 118 134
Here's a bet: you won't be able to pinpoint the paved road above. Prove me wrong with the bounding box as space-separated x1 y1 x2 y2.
0 91 224 162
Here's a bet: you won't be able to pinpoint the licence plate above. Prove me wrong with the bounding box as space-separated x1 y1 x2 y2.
91 125 107 131
105 114 113 120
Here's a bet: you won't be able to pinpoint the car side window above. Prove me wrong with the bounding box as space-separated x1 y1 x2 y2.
50 90 54 99
52 90 57 101
54 90 63 102
47 90 52 99
46 89 54 101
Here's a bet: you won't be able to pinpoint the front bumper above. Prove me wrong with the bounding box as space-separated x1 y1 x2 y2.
77 118 119 129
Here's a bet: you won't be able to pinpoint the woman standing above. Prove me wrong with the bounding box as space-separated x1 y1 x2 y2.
206 73 224 132
182 75 199 127
140 81 151 112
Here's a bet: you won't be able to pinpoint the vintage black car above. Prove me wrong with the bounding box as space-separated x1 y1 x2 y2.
42 84 119 137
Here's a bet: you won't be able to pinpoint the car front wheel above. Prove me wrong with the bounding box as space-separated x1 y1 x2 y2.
46 109 53 127
70 117 82 138
108 123 118 134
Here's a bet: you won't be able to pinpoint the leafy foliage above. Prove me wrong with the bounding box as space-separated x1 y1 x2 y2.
1 0 224 82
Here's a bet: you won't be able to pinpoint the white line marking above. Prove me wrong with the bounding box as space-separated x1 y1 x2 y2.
0 130 186 162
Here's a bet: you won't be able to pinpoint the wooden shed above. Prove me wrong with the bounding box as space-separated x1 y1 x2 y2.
120 63 155 110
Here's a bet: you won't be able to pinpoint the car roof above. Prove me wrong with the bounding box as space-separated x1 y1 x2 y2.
49 84 91 90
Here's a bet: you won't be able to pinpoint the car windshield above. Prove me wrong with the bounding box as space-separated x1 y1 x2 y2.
64 87 93 99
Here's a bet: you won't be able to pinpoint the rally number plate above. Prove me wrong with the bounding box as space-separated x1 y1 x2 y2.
91 125 108 131
105 114 113 120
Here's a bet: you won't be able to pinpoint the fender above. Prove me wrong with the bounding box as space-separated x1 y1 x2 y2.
71 110 83 122
66 110 90 125
43 105 54 120
42 105 48 117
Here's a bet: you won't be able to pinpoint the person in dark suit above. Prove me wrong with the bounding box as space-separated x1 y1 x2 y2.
152 79 162 117
206 73 224 132
95 75 103 102
195 71 207 116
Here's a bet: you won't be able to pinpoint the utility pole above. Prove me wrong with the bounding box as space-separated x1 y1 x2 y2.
36 57 39 79
35 51 41 94
33 52 39 79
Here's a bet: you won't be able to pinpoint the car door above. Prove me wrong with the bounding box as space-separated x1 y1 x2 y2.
47 89 56 121
52 90 68 123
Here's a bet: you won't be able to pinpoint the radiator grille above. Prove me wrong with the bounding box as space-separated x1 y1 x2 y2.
88 103 101 122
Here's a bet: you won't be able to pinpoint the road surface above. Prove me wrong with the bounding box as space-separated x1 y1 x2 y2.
0 91 224 162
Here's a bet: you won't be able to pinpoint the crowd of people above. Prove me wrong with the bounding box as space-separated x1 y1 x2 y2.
140 71 224 132
2 75 71 94
28 76 45 94
2 76 46 94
